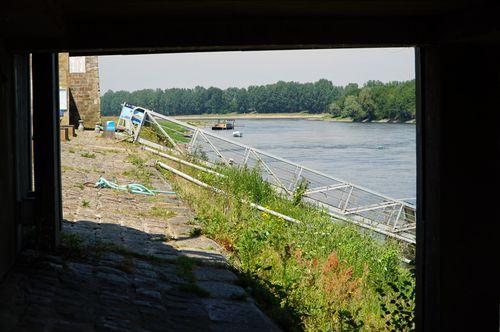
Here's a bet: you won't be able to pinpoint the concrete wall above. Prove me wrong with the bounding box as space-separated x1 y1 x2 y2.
68 56 100 128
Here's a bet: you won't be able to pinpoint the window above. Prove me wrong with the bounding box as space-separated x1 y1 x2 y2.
69 56 86 73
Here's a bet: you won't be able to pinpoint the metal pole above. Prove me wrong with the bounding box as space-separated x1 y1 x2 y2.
251 149 292 195
144 146 223 177
147 111 182 152
187 129 199 153
156 161 300 225
342 186 354 212
392 204 404 231
199 131 229 164
133 110 146 142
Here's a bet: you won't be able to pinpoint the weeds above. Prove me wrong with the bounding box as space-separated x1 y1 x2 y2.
146 195 162 203
177 283 210 297
175 255 197 282
81 200 90 207
92 166 105 174
376 271 416 331
139 121 191 146
175 256 210 297
81 152 96 159
292 178 309 206
110 245 171 265
189 227 202 237
122 158 154 186
60 233 172 265
126 154 145 167
121 153 156 186
162 159 415 331
149 206 176 219
138 206 176 219
150 234 170 242
60 232 85 258
61 165 76 172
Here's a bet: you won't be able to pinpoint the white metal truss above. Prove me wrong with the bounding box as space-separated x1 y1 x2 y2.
304 184 350 195
136 108 417 244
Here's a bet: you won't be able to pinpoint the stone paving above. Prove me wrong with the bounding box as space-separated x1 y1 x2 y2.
0 131 279 332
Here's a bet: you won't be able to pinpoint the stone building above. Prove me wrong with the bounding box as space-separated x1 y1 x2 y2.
58 54 100 128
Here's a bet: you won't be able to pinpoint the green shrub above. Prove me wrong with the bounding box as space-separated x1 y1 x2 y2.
158 156 415 331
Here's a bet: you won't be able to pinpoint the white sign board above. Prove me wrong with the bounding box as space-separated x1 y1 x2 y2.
69 56 86 73
59 88 67 110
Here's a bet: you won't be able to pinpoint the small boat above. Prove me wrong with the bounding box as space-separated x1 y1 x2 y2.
232 131 243 137
211 119 235 130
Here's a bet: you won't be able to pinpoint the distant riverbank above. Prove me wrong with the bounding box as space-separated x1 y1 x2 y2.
101 113 415 125
173 113 416 124
173 112 325 120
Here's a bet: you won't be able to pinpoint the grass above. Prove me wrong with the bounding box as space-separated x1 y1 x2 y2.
157 120 191 143
126 154 145 167
59 232 171 264
175 255 210 297
150 234 170 242
175 255 197 282
177 283 210 297
146 195 162 203
61 165 75 172
81 152 96 159
138 121 191 146
92 166 105 174
61 165 95 173
189 227 202 238
159 158 415 331
138 206 176 220
122 154 154 186
60 232 86 258
149 206 176 219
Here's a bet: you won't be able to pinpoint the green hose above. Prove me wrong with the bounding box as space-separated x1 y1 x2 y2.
95 177 175 196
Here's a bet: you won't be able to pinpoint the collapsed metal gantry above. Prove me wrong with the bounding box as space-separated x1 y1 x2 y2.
129 107 416 245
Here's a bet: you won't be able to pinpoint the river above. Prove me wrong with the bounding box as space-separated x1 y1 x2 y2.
208 119 416 202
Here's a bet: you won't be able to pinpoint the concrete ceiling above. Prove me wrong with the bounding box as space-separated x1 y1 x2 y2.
1 0 498 53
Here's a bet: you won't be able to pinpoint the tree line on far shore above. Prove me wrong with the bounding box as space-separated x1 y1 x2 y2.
100 79 415 122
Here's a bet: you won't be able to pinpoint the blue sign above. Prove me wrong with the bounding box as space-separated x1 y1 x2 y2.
106 121 116 132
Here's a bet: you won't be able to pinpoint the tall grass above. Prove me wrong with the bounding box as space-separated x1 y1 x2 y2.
157 120 191 143
158 160 415 331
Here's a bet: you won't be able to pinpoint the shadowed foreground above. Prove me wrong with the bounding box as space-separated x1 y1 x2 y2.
0 132 279 332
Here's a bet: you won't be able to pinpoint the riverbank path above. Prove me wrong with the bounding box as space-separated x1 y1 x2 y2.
0 131 279 332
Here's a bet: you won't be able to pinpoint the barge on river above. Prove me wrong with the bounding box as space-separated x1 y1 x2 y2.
211 119 235 130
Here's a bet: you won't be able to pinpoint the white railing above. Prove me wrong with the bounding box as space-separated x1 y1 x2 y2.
134 108 416 244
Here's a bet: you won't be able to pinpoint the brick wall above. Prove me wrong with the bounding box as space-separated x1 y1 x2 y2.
68 56 100 128
58 53 70 125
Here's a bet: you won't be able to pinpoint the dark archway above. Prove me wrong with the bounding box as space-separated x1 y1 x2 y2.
0 1 499 330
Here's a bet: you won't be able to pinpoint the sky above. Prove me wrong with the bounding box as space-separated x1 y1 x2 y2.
98 48 415 93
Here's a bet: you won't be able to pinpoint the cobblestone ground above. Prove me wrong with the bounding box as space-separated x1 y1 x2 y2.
0 131 279 332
